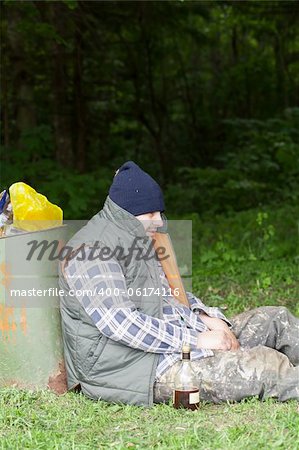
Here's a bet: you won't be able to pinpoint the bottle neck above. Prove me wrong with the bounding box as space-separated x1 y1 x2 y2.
182 352 191 361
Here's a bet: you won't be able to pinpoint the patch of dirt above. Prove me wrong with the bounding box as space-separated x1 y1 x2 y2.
47 361 67 395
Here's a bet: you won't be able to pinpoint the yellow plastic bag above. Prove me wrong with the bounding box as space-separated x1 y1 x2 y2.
9 182 63 232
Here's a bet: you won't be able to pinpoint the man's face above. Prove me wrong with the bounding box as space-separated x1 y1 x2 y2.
135 211 163 238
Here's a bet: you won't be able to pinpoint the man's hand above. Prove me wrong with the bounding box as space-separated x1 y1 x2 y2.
197 329 237 351
197 313 240 351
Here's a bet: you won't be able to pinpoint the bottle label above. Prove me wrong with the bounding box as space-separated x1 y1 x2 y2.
189 391 199 404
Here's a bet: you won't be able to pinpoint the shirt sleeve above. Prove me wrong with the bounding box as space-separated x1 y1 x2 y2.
186 291 232 326
64 253 198 353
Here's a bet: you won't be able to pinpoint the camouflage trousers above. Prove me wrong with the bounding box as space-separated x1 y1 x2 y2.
153 306 299 403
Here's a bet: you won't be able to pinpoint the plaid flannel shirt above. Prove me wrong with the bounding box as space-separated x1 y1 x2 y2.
65 247 230 379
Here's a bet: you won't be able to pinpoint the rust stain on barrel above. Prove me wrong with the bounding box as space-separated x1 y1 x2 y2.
20 307 27 335
0 262 12 290
47 361 67 395
0 304 27 339
0 305 16 339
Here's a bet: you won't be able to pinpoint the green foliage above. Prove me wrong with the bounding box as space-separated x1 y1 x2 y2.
62 0 77 10
190 202 298 317
165 109 299 215
1 124 113 219
1 110 298 223
1 2 299 221
39 169 112 219
2 0 299 185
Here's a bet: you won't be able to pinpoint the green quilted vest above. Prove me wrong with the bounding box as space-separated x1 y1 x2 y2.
59 196 165 406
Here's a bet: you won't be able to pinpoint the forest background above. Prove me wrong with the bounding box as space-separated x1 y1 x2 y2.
1 0 298 219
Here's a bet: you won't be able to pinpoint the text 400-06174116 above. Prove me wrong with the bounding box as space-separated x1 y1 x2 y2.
93 287 180 297
126 287 180 297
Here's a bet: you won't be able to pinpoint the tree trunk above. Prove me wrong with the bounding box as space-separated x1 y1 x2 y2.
274 30 288 109
0 17 10 147
5 7 36 147
73 11 86 173
51 3 73 167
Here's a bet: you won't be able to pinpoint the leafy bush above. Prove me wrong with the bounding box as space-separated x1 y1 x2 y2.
0 125 112 219
165 109 299 215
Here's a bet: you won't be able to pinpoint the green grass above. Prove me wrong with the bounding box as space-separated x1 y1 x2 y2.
1 202 298 449
0 389 298 450
191 202 299 318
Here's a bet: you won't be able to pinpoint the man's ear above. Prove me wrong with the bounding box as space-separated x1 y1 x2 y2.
157 213 168 233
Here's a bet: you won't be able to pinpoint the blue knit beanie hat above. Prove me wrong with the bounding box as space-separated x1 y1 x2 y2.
109 161 165 216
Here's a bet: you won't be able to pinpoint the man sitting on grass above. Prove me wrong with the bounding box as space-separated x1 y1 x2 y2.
59 161 299 406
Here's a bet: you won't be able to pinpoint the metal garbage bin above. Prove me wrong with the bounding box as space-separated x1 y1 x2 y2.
0 225 68 393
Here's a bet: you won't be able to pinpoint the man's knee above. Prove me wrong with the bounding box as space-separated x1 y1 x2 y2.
267 306 292 323
254 305 290 319
248 345 292 371
275 306 291 317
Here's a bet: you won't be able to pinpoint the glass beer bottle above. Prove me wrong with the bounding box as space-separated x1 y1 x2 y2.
173 345 199 410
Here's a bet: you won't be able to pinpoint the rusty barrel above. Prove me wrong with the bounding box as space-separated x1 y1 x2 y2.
0 225 68 394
